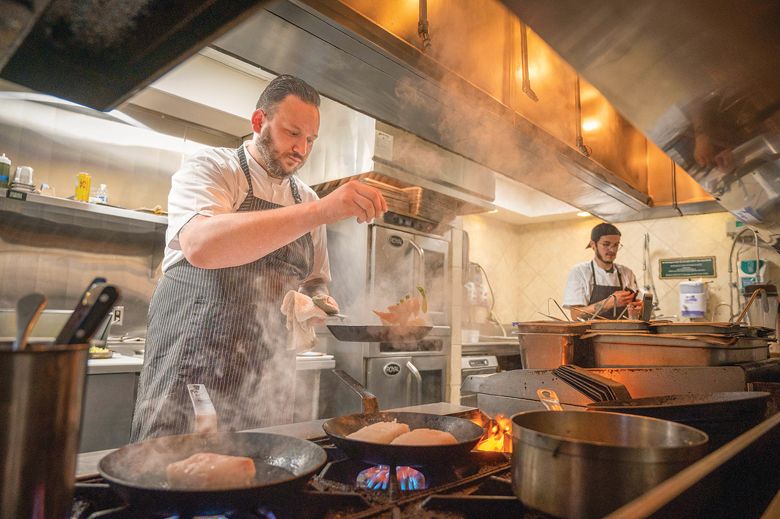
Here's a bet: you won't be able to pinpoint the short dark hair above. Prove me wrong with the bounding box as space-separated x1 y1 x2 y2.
587 222 621 248
255 74 320 118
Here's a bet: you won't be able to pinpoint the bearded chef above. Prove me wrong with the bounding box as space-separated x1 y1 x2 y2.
562 223 642 320
131 75 387 441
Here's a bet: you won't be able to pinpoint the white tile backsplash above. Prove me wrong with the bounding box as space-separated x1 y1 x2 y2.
463 212 780 322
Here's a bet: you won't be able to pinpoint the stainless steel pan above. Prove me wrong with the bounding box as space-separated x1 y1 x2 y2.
99 432 326 515
321 370 484 467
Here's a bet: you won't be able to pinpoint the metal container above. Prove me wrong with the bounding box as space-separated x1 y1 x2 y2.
583 332 769 367
0 341 89 519
511 410 709 518
516 333 594 368
513 321 591 335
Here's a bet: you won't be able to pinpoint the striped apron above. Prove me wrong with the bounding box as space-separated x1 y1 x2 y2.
131 146 314 442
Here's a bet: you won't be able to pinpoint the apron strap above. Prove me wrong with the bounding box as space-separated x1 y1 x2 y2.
591 260 624 294
238 144 303 204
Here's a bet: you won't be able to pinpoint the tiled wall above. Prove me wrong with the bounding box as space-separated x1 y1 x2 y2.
463 212 780 323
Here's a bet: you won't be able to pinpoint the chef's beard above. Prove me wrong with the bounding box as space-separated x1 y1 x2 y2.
595 249 615 266
254 126 305 180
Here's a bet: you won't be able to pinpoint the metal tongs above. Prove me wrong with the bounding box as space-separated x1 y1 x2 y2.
732 287 767 324
312 294 348 320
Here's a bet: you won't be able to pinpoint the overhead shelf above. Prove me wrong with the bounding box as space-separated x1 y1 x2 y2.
1 188 167 235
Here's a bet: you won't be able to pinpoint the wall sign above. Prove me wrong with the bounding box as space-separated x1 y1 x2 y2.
659 256 717 279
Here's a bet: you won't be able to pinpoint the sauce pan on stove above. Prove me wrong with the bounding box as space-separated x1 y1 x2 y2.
98 432 326 516
322 369 484 467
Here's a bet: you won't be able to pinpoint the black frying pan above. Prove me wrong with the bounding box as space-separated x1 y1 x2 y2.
99 432 326 515
323 411 484 466
327 324 432 342
322 370 484 467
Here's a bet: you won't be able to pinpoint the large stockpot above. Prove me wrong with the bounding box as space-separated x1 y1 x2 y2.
0 341 89 519
511 410 708 519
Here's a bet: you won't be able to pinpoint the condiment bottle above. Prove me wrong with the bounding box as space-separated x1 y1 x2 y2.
0 154 10 188
96 183 109 204
75 172 91 202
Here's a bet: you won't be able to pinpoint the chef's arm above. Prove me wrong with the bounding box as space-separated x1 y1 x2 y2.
569 296 617 320
180 181 386 269
570 290 635 320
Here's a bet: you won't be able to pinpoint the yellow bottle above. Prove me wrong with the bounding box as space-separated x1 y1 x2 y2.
76 172 91 202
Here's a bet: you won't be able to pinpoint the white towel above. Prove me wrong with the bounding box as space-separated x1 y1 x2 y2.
280 290 328 352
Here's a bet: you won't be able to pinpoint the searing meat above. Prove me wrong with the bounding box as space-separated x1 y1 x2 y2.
165 453 256 489
390 428 458 446
347 420 410 444
373 287 429 326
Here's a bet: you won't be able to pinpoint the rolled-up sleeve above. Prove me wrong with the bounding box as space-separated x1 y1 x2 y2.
166 152 238 251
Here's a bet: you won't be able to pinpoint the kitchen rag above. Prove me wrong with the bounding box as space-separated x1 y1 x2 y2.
280 290 327 352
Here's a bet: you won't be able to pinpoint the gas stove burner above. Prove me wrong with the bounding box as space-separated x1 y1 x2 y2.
356 465 428 491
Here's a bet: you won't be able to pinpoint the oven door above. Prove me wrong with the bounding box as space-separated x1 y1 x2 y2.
365 355 447 409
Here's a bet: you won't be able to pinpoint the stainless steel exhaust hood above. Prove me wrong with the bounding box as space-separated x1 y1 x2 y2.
502 0 780 250
213 0 653 224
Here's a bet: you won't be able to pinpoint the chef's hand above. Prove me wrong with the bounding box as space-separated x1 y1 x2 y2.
318 181 388 224
627 300 643 320
609 290 637 309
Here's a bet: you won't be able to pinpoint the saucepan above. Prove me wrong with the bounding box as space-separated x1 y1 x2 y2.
512 389 709 518
322 369 484 467
98 432 327 515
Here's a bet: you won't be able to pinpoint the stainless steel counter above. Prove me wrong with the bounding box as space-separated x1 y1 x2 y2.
75 402 474 478
462 340 519 357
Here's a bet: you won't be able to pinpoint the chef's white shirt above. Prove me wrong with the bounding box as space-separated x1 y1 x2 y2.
562 261 638 308
162 141 330 285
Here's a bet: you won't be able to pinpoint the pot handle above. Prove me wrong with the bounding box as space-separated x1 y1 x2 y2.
536 388 563 411
332 369 379 414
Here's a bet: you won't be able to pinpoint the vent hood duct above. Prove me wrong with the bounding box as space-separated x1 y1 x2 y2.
213 0 653 224
0 0 267 110
503 0 780 251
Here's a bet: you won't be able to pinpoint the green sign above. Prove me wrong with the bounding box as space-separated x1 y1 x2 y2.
659 256 717 279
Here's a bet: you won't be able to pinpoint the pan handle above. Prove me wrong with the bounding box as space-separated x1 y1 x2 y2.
406 361 422 405
332 369 379 414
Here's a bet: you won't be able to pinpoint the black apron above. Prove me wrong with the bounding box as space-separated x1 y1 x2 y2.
131 145 315 441
588 260 626 319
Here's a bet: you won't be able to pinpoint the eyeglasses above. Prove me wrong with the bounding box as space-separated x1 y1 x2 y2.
597 241 623 250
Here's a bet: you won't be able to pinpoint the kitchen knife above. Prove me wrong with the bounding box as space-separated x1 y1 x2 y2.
53 277 108 344
54 283 120 345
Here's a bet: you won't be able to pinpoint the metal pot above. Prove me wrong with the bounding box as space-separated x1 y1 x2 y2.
511 410 708 519
0 341 89 519
586 391 771 450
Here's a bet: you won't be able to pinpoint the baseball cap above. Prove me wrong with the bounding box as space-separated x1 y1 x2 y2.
587 222 621 248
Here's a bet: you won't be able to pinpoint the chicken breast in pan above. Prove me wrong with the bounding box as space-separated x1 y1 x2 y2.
165 452 256 489
390 428 458 446
346 420 410 444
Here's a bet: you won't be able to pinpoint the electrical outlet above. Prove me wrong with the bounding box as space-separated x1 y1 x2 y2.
111 306 124 326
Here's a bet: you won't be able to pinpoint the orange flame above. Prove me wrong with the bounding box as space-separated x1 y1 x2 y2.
472 414 512 452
